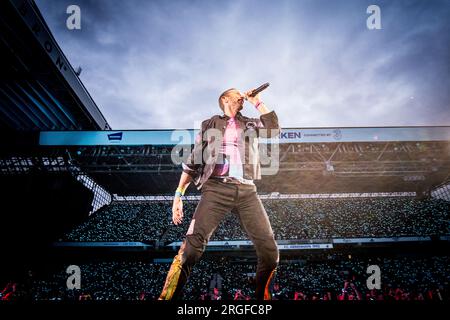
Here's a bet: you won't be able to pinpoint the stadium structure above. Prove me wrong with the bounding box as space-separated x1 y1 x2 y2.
1 0 449 301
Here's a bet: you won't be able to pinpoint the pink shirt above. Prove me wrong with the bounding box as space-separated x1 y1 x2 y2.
211 117 243 177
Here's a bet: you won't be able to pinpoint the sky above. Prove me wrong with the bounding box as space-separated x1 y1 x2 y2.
35 0 450 129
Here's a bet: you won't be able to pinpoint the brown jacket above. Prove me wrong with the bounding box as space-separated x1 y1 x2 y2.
182 110 280 189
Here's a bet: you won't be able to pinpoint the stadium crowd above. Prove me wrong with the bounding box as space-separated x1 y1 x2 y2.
63 197 450 242
3 255 448 301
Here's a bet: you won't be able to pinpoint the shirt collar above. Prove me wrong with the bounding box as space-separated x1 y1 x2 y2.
220 112 243 120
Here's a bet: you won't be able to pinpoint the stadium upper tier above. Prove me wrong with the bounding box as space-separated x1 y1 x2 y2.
4 129 449 194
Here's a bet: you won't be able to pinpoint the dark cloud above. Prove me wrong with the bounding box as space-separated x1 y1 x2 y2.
35 0 450 128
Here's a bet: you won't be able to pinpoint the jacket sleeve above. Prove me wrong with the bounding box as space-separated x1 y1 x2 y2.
257 110 281 138
181 119 208 179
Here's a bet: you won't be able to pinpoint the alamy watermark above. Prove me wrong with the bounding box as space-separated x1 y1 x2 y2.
367 5 382 30
170 127 280 176
66 265 81 290
66 5 81 30
366 265 381 290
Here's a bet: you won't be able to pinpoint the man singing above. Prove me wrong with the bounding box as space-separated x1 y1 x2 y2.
159 86 280 300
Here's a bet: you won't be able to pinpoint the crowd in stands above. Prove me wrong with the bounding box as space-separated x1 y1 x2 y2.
11 191 448 302
64 201 176 242
63 197 450 242
3 255 448 301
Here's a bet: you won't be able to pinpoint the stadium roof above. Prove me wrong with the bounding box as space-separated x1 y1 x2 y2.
0 0 110 131
1 127 449 195
38 126 450 145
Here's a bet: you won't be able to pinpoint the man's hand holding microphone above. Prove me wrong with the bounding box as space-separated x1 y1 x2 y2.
244 82 271 114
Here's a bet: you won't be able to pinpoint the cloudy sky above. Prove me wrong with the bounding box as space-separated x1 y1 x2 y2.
35 0 449 129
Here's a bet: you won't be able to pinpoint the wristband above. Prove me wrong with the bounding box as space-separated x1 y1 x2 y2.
175 186 187 198
255 101 263 109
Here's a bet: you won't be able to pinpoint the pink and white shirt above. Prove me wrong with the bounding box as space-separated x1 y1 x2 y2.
211 117 244 178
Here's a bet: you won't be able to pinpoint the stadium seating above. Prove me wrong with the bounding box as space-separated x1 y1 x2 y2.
24 255 449 301
63 197 450 242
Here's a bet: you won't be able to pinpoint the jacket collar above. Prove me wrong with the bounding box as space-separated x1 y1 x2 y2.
219 112 243 121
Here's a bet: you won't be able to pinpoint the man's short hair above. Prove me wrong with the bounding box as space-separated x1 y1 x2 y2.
218 88 237 111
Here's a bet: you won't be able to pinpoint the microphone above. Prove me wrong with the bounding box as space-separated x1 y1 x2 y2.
248 82 270 97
